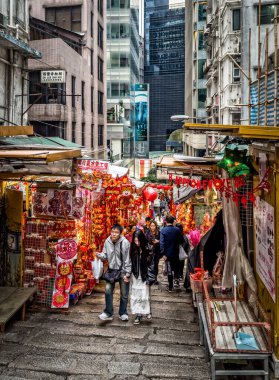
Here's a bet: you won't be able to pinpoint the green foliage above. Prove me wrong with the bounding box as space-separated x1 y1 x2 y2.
141 166 166 183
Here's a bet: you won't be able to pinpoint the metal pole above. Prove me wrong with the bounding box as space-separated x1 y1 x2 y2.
248 28 251 124
274 6 278 126
257 0 262 125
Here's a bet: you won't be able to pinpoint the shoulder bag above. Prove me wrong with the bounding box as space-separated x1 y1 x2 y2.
102 242 123 283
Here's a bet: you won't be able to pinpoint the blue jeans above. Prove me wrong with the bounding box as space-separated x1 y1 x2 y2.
104 278 130 317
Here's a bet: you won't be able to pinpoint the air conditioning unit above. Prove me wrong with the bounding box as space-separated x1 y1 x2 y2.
0 13 7 29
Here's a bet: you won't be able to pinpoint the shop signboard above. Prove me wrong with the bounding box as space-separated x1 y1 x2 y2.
77 159 109 172
255 197 275 302
41 70 66 83
132 84 149 159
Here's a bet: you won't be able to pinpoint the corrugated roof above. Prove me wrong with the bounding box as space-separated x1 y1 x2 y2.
0 136 82 148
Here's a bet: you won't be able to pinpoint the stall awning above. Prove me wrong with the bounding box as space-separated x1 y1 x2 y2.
156 155 217 179
0 136 82 149
0 148 81 163
183 123 279 140
0 31 42 59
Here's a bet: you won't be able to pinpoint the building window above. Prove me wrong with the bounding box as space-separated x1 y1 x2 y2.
91 11 93 37
81 81 85 110
232 113 241 125
198 89 207 108
120 83 129 97
72 122 76 142
198 59 206 79
82 123 85 146
198 4 206 22
98 91 103 114
120 0 130 8
257 5 279 25
29 71 66 105
98 57 103 82
198 32 204 50
98 0 103 16
71 76 76 108
91 86 94 113
232 9 241 30
98 23 103 49
91 50 93 75
91 124 94 148
98 124 104 146
232 63 241 83
45 6 81 32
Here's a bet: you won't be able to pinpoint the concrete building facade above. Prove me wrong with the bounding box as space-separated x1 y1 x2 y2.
0 0 41 127
28 0 107 158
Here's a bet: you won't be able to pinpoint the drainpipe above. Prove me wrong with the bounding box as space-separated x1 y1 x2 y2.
8 49 15 125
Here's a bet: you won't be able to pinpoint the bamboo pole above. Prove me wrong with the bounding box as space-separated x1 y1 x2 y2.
274 6 278 126
257 0 262 124
248 28 251 124
264 28 269 125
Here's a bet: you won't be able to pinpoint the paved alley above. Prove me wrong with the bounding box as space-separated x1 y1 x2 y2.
0 273 211 380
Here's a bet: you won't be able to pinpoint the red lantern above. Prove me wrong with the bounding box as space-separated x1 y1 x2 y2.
157 185 163 190
143 187 158 202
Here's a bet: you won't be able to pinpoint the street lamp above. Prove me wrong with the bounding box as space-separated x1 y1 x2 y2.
170 115 191 122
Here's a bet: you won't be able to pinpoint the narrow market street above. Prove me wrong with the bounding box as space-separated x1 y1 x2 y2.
0 271 211 380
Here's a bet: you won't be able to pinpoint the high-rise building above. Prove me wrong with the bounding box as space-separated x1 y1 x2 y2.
0 0 41 126
144 1 185 152
106 0 141 161
28 0 107 158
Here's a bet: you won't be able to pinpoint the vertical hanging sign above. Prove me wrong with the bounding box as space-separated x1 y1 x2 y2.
134 83 149 158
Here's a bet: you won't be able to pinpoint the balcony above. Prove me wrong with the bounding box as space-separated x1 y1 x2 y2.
29 104 68 121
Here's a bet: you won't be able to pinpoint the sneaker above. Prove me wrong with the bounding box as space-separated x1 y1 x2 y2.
98 312 113 321
166 286 174 293
146 313 152 321
179 276 183 281
134 315 142 325
119 314 129 321
174 280 180 289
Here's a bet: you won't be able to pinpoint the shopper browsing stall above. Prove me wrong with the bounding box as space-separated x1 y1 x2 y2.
98 224 131 321
130 230 156 324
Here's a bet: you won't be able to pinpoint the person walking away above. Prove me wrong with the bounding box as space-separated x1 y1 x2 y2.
160 215 184 292
98 224 131 321
175 223 190 281
130 230 156 324
146 220 160 285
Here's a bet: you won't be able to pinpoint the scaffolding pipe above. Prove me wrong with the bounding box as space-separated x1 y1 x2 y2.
249 28 251 124
264 28 269 125
257 0 262 124
274 7 278 126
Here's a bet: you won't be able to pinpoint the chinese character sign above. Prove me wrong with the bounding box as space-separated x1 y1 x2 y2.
255 197 275 302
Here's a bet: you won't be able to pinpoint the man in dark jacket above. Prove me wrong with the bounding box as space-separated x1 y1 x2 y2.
160 215 184 292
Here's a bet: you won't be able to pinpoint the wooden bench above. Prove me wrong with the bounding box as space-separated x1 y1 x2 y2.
198 302 270 379
0 287 37 332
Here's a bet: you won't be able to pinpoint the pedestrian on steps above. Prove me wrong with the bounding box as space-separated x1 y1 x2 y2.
146 220 160 285
98 224 131 322
160 215 185 292
130 230 156 325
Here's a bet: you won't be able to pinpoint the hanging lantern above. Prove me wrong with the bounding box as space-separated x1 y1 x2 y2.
143 187 158 202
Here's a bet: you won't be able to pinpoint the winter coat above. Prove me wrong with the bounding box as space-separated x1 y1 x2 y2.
131 245 155 285
102 235 131 278
160 225 184 259
146 230 160 258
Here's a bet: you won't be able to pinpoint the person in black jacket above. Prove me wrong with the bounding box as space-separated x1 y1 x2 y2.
146 220 160 285
160 215 185 292
130 230 155 325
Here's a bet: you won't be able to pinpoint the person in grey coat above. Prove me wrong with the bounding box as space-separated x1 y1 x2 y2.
98 224 131 321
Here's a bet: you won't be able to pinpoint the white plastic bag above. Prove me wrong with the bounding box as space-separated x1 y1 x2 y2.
92 258 103 280
179 245 187 261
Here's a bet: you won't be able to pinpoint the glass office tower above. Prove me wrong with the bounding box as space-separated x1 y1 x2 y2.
144 1 185 152
107 0 140 159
